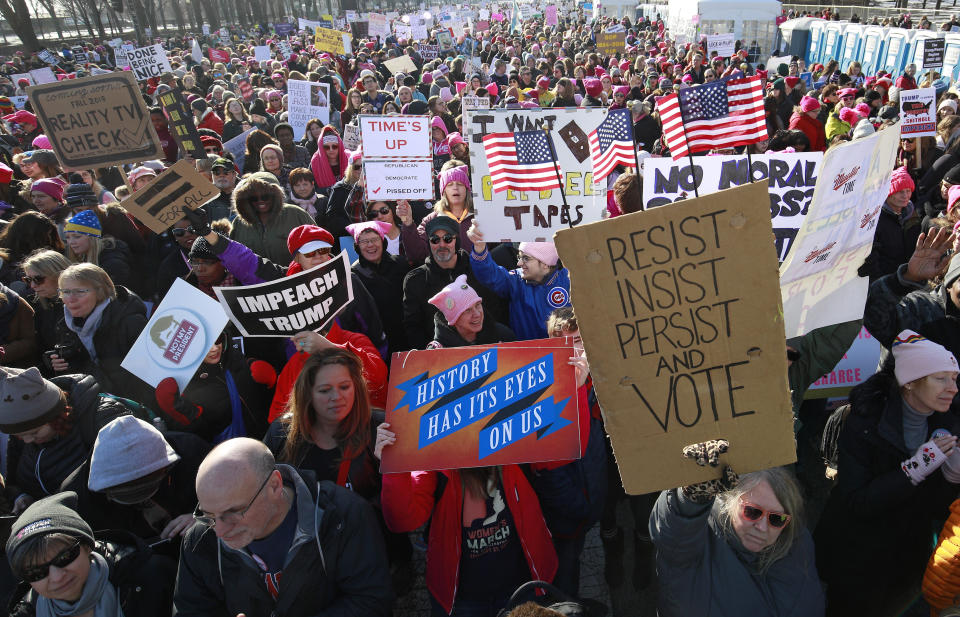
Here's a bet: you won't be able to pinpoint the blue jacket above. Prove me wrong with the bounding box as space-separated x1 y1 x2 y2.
469 248 570 340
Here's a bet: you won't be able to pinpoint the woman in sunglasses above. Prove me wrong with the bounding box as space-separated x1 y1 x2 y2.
22 250 69 373
651 444 822 617
815 331 960 616
309 126 349 196
7 492 174 617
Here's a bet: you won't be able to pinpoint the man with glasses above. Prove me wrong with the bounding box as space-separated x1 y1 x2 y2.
174 438 392 617
359 69 390 113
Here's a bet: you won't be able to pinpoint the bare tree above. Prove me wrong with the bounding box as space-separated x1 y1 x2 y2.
0 0 42 50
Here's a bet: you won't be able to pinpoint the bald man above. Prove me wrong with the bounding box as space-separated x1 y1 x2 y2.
173 438 392 617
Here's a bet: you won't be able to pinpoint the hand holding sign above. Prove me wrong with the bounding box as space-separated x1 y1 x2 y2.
374 422 396 460
396 200 414 226
905 227 955 284
466 220 485 253
290 330 336 354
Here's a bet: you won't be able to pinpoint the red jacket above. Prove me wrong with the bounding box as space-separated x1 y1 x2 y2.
196 108 225 136
789 111 827 152
268 321 388 422
382 465 558 614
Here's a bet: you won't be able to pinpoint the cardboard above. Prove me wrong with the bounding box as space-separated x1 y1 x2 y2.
287 80 330 139
119 159 218 234
554 182 796 494
360 115 431 158
383 55 418 75
461 95 491 110
364 159 435 201
596 31 625 56
156 89 206 159
27 71 163 171
779 121 899 338
381 344 581 473
214 253 354 337
121 279 229 391
900 87 937 137
368 12 390 37
343 123 361 150
545 4 558 26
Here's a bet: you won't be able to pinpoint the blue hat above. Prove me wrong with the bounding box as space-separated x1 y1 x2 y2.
64 210 101 237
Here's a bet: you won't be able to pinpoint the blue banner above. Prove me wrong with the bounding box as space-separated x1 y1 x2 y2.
478 395 572 458
393 349 498 412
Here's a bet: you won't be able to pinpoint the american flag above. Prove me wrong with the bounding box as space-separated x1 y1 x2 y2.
589 108 636 182
483 130 563 194
656 76 767 160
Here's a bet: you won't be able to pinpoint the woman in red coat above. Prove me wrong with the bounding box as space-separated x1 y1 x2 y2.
789 95 827 152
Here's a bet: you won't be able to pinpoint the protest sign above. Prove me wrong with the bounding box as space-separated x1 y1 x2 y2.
436 30 454 49
462 95 491 110
475 19 490 30
596 32 626 56
208 48 230 63
545 4 558 25
707 33 736 57
27 71 163 171
72 46 88 64
10 73 32 87
351 21 370 39
315 27 347 54
38 49 60 65
299 18 322 31
394 24 413 41
417 43 440 59
383 55 418 75
806 327 883 397
342 123 361 150
29 68 56 84
381 344 581 472
779 121 899 338
156 89 205 159
466 107 605 242
119 160 218 233
121 279 229 391
253 45 271 61
411 22 429 39
368 12 390 37
11 96 27 109
900 87 936 137
127 44 172 81
222 127 254 171
214 253 353 337
202 24 210 34
364 160 435 200
923 38 946 70
641 152 823 262
360 115 431 158
799 71 813 89
554 181 796 494
276 22 295 35
237 77 254 101
277 41 293 60
287 80 330 139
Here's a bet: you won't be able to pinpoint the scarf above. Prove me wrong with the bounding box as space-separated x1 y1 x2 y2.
197 272 236 299
289 192 319 217
63 298 111 362
36 552 123 617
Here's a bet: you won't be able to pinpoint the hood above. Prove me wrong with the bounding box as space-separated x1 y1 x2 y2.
231 174 285 225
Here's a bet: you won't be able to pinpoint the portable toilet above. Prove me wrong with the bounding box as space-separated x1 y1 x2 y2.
944 32 960 81
880 28 911 74
839 23 864 70
820 21 846 65
778 17 815 61
907 30 944 74
807 19 827 65
859 25 887 75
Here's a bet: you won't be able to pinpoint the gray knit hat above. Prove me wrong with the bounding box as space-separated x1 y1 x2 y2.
0 367 64 434
6 492 94 560
64 182 98 209
88 416 180 492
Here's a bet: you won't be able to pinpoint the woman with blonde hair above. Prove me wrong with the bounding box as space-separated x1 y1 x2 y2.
22 249 70 366
62 210 132 288
397 160 475 263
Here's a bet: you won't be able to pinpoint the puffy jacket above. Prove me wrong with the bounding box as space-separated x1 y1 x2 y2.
96 237 134 288
229 177 315 265
824 111 851 141
0 284 36 368
382 465 558 614
788 111 827 152
196 108 225 135
650 488 824 617
318 179 365 242
173 465 393 617
469 248 571 340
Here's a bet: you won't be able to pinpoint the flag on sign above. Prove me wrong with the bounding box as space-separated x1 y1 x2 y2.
589 108 636 182
656 76 767 160
510 0 521 33
483 130 563 194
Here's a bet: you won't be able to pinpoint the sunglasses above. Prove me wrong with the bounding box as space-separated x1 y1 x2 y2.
430 234 455 244
248 193 271 203
368 206 391 218
171 227 197 237
21 541 82 583
301 247 332 258
739 498 791 529
21 274 45 285
323 144 339 150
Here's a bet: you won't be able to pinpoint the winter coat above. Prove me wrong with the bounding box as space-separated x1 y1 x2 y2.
863 265 959 350
96 237 134 288
9 529 177 617
401 250 503 350
229 178 316 265
155 247 190 300
857 205 922 283
469 247 571 340
318 179 365 242
400 210 475 265
814 373 960 595
0 285 36 368
650 488 824 617
788 112 827 152
427 311 515 348
196 108 225 135
787 319 863 414
352 250 412 353
5 374 131 502
29 295 62 372
54 286 150 404
381 465 558 614
221 119 250 144
824 111 851 141
173 465 393 617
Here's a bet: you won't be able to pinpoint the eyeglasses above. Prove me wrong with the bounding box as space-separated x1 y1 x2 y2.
194 470 273 528
269 98 282 102
21 274 45 285
517 254 538 264
430 234 455 244
323 144 339 150
20 541 83 583
248 193 271 203
357 236 381 246
367 206 391 219
301 247 332 258
614 93 625 98
171 227 197 237
189 258 219 268
739 498 791 529
57 288 90 298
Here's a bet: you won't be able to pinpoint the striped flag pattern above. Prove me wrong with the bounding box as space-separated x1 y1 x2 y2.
588 108 636 182
656 75 767 160
482 130 563 194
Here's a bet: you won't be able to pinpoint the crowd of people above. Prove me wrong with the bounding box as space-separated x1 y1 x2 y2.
0 4 958 617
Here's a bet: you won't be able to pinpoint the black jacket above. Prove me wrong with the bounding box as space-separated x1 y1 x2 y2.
857 206 922 284
352 250 412 354
9 529 177 617
29 296 62 372
401 250 503 350
156 247 190 300
318 179 365 242
173 465 393 617
427 311 515 348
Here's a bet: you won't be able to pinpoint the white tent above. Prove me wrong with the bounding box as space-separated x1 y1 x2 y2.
667 0 781 58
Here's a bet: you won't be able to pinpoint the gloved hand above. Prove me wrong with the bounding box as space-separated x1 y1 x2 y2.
181 206 211 237
155 377 180 415
249 360 277 388
902 439 949 485
680 439 738 503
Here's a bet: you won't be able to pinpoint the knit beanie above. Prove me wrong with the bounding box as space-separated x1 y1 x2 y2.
0 96 12 116
287 224 334 255
584 78 602 97
346 220 392 242
777 62 789 77
6 492 94 561
439 165 470 196
518 241 559 266
429 274 482 324
889 166 915 197
439 87 454 103
945 164 960 186
64 210 102 237
852 118 875 140
65 182 97 209
87 415 180 492
30 178 64 203
0 367 64 433
785 76 800 89
31 135 52 150
941 99 960 114
800 96 820 112
948 185 960 216
188 236 219 261
892 330 959 386
838 106 861 126
447 132 465 149
855 102 872 117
